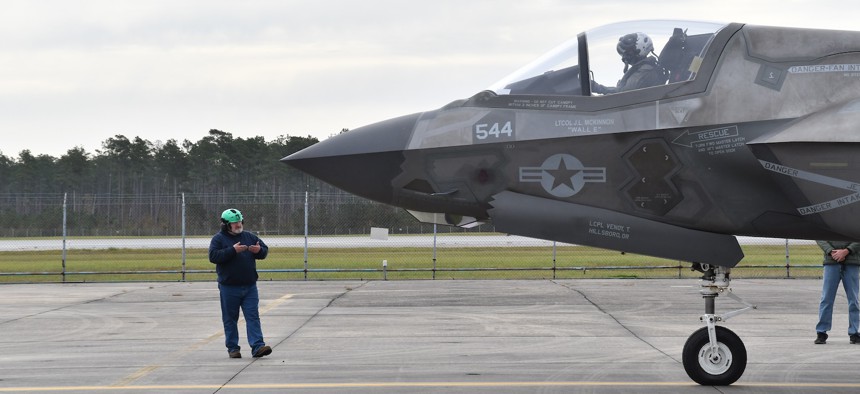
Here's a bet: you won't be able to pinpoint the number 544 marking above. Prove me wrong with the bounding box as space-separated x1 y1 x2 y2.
475 121 513 140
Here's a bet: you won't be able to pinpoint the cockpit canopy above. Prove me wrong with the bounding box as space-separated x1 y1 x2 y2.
489 20 728 96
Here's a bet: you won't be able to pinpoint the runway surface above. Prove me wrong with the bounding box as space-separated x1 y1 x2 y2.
1 279 857 393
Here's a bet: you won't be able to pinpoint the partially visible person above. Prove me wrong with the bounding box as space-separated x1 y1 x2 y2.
209 208 272 358
814 240 860 344
591 32 668 94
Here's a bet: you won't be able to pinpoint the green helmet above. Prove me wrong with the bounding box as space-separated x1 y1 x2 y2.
220 208 243 224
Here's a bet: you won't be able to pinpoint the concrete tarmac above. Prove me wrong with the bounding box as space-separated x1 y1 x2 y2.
1 279 859 393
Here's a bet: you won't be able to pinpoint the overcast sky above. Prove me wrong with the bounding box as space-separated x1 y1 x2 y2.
1 0 857 158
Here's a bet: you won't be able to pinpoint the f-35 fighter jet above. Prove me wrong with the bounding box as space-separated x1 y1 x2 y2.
284 20 860 385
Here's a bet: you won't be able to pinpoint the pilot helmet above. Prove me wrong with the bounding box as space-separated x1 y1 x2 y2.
616 32 654 65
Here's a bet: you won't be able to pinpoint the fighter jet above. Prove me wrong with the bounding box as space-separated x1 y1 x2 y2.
283 20 860 385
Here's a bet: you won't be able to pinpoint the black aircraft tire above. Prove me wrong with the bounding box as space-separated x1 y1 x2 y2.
682 326 746 386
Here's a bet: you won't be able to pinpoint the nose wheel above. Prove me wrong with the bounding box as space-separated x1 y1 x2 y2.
683 325 746 385
682 263 755 386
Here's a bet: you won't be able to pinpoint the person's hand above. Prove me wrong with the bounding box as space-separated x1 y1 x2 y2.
248 241 261 254
233 242 249 253
590 80 606 94
831 248 849 262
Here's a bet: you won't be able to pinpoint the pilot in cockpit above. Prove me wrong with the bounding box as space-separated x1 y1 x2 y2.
591 32 668 94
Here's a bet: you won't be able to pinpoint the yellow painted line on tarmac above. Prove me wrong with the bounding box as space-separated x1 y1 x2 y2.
7 381 860 391
110 366 160 388
111 293 294 387
259 293 295 314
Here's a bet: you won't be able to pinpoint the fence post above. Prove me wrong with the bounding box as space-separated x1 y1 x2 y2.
62 192 67 283
432 223 437 280
785 238 791 279
181 193 186 282
552 241 557 280
304 191 309 281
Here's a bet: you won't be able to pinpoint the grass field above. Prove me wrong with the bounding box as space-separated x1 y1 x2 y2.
0 244 825 283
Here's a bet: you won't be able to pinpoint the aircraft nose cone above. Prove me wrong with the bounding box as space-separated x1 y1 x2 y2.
282 112 421 203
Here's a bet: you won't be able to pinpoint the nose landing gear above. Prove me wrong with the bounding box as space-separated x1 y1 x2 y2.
682 263 756 385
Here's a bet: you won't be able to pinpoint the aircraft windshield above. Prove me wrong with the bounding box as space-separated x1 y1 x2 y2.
489 20 728 96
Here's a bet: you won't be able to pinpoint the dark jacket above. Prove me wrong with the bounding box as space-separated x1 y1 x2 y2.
816 240 860 265
615 57 668 92
592 57 668 94
208 230 269 285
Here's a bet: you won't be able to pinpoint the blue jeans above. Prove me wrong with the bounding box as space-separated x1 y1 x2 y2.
816 264 860 335
219 283 266 354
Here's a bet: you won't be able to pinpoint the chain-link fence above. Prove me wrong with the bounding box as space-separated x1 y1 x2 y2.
0 192 825 282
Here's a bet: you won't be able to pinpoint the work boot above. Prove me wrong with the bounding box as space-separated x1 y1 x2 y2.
253 345 272 358
850 333 860 344
229 350 242 358
815 332 828 344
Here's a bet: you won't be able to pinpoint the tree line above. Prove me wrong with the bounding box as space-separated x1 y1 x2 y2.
0 129 409 237
0 129 320 196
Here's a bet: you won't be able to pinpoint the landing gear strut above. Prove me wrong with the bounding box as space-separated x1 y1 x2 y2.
682 263 756 386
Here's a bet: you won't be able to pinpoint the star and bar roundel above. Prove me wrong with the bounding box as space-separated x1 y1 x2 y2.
519 154 607 198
